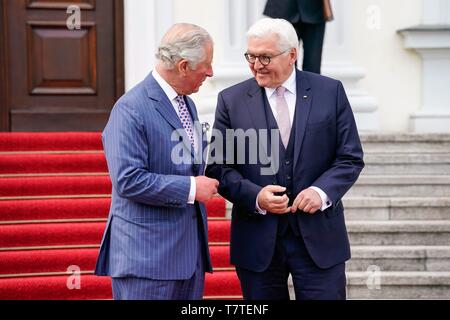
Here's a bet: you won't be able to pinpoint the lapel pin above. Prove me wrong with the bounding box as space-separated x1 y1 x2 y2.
201 122 210 134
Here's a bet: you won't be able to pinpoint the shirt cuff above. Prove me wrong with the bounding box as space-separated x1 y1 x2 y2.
187 176 196 204
255 191 267 215
310 186 332 211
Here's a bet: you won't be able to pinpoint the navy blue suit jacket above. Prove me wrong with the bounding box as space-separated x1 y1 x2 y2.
95 73 212 280
263 0 325 24
206 70 364 271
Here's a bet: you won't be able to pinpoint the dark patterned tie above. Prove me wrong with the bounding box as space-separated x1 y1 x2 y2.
175 95 195 146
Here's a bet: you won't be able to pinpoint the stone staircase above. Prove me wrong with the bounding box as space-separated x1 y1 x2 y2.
223 133 450 299
344 133 450 299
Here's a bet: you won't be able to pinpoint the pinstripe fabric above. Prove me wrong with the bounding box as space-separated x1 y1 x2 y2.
111 246 205 300
95 72 212 292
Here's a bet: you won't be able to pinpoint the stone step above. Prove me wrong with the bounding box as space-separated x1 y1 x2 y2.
343 197 450 220
360 133 450 153
362 153 450 175
347 175 450 197
288 271 450 299
347 221 450 245
348 246 450 272
346 271 450 299
226 197 450 220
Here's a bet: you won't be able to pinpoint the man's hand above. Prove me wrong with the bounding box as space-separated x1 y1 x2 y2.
291 188 322 214
257 185 290 214
195 176 219 203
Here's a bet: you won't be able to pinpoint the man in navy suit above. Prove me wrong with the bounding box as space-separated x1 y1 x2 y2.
263 0 329 74
95 23 219 300
206 18 364 300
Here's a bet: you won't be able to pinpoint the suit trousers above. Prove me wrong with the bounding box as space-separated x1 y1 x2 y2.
293 21 326 74
235 225 346 300
111 226 205 300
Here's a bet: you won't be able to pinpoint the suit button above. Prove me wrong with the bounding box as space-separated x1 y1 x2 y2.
286 175 292 180
285 160 291 165
192 213 197 219
286 191 292 197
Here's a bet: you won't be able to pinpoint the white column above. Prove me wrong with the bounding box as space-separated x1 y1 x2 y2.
322 0 379 131
423 0 450 24
195 0 266 126
124 0 174 90
399 0 450 132
202 0 379 131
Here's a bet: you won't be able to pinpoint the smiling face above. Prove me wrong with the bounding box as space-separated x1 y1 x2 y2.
247 34 297 88
179 41 214 95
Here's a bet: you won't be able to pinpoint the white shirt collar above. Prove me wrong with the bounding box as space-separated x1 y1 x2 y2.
152 69 179 102
265 68 297 98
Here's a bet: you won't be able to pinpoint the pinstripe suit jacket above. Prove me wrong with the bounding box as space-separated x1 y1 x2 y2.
95 72 213 280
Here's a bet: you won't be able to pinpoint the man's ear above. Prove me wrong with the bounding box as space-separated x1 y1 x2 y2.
177 59 189 76
290 48 298 65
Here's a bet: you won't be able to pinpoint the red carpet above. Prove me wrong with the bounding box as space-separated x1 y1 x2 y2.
0 221 230 248
0 153 107 174
0 222 106 248
0 197 224 222
0 248 100 275
205 197 227 218
0 133 103 152
0 275 112 300
0 132 239 300
0 246 232 275
0 198 110 222
0 272 241 300
210 246 232 269
207 220 232 243
0 176 112 198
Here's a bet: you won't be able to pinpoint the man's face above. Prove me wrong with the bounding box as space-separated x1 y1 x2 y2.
182 42 214 95
247 34 297 88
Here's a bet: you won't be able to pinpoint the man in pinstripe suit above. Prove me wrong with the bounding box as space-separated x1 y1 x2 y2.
95 23 219 300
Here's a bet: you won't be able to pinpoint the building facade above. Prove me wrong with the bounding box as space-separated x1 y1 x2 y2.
124 0 450 133
1 0 449 133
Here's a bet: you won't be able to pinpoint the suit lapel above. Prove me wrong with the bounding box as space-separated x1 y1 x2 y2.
245 80 274 172
145 73 195 158
293 70 313 170
246 80 269 131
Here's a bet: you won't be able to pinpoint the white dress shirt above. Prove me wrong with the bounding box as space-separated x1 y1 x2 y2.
256 68 332 214
152 70 197 204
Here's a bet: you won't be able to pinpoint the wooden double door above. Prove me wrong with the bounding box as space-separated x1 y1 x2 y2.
0 0 124 131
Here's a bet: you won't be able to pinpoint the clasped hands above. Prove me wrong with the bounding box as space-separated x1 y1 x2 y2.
257 185 322 215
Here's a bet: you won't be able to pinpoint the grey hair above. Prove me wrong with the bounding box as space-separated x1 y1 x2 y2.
155 23 213 70
247 18 299 52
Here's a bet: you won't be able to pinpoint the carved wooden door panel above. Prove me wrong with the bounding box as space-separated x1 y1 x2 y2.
0 0 124 131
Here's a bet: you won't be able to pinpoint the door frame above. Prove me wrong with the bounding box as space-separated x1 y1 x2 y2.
0 0 125 132
0 0 8 131
113 0 125 101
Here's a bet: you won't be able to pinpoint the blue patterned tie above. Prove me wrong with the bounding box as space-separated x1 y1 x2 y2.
175 95 195 146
